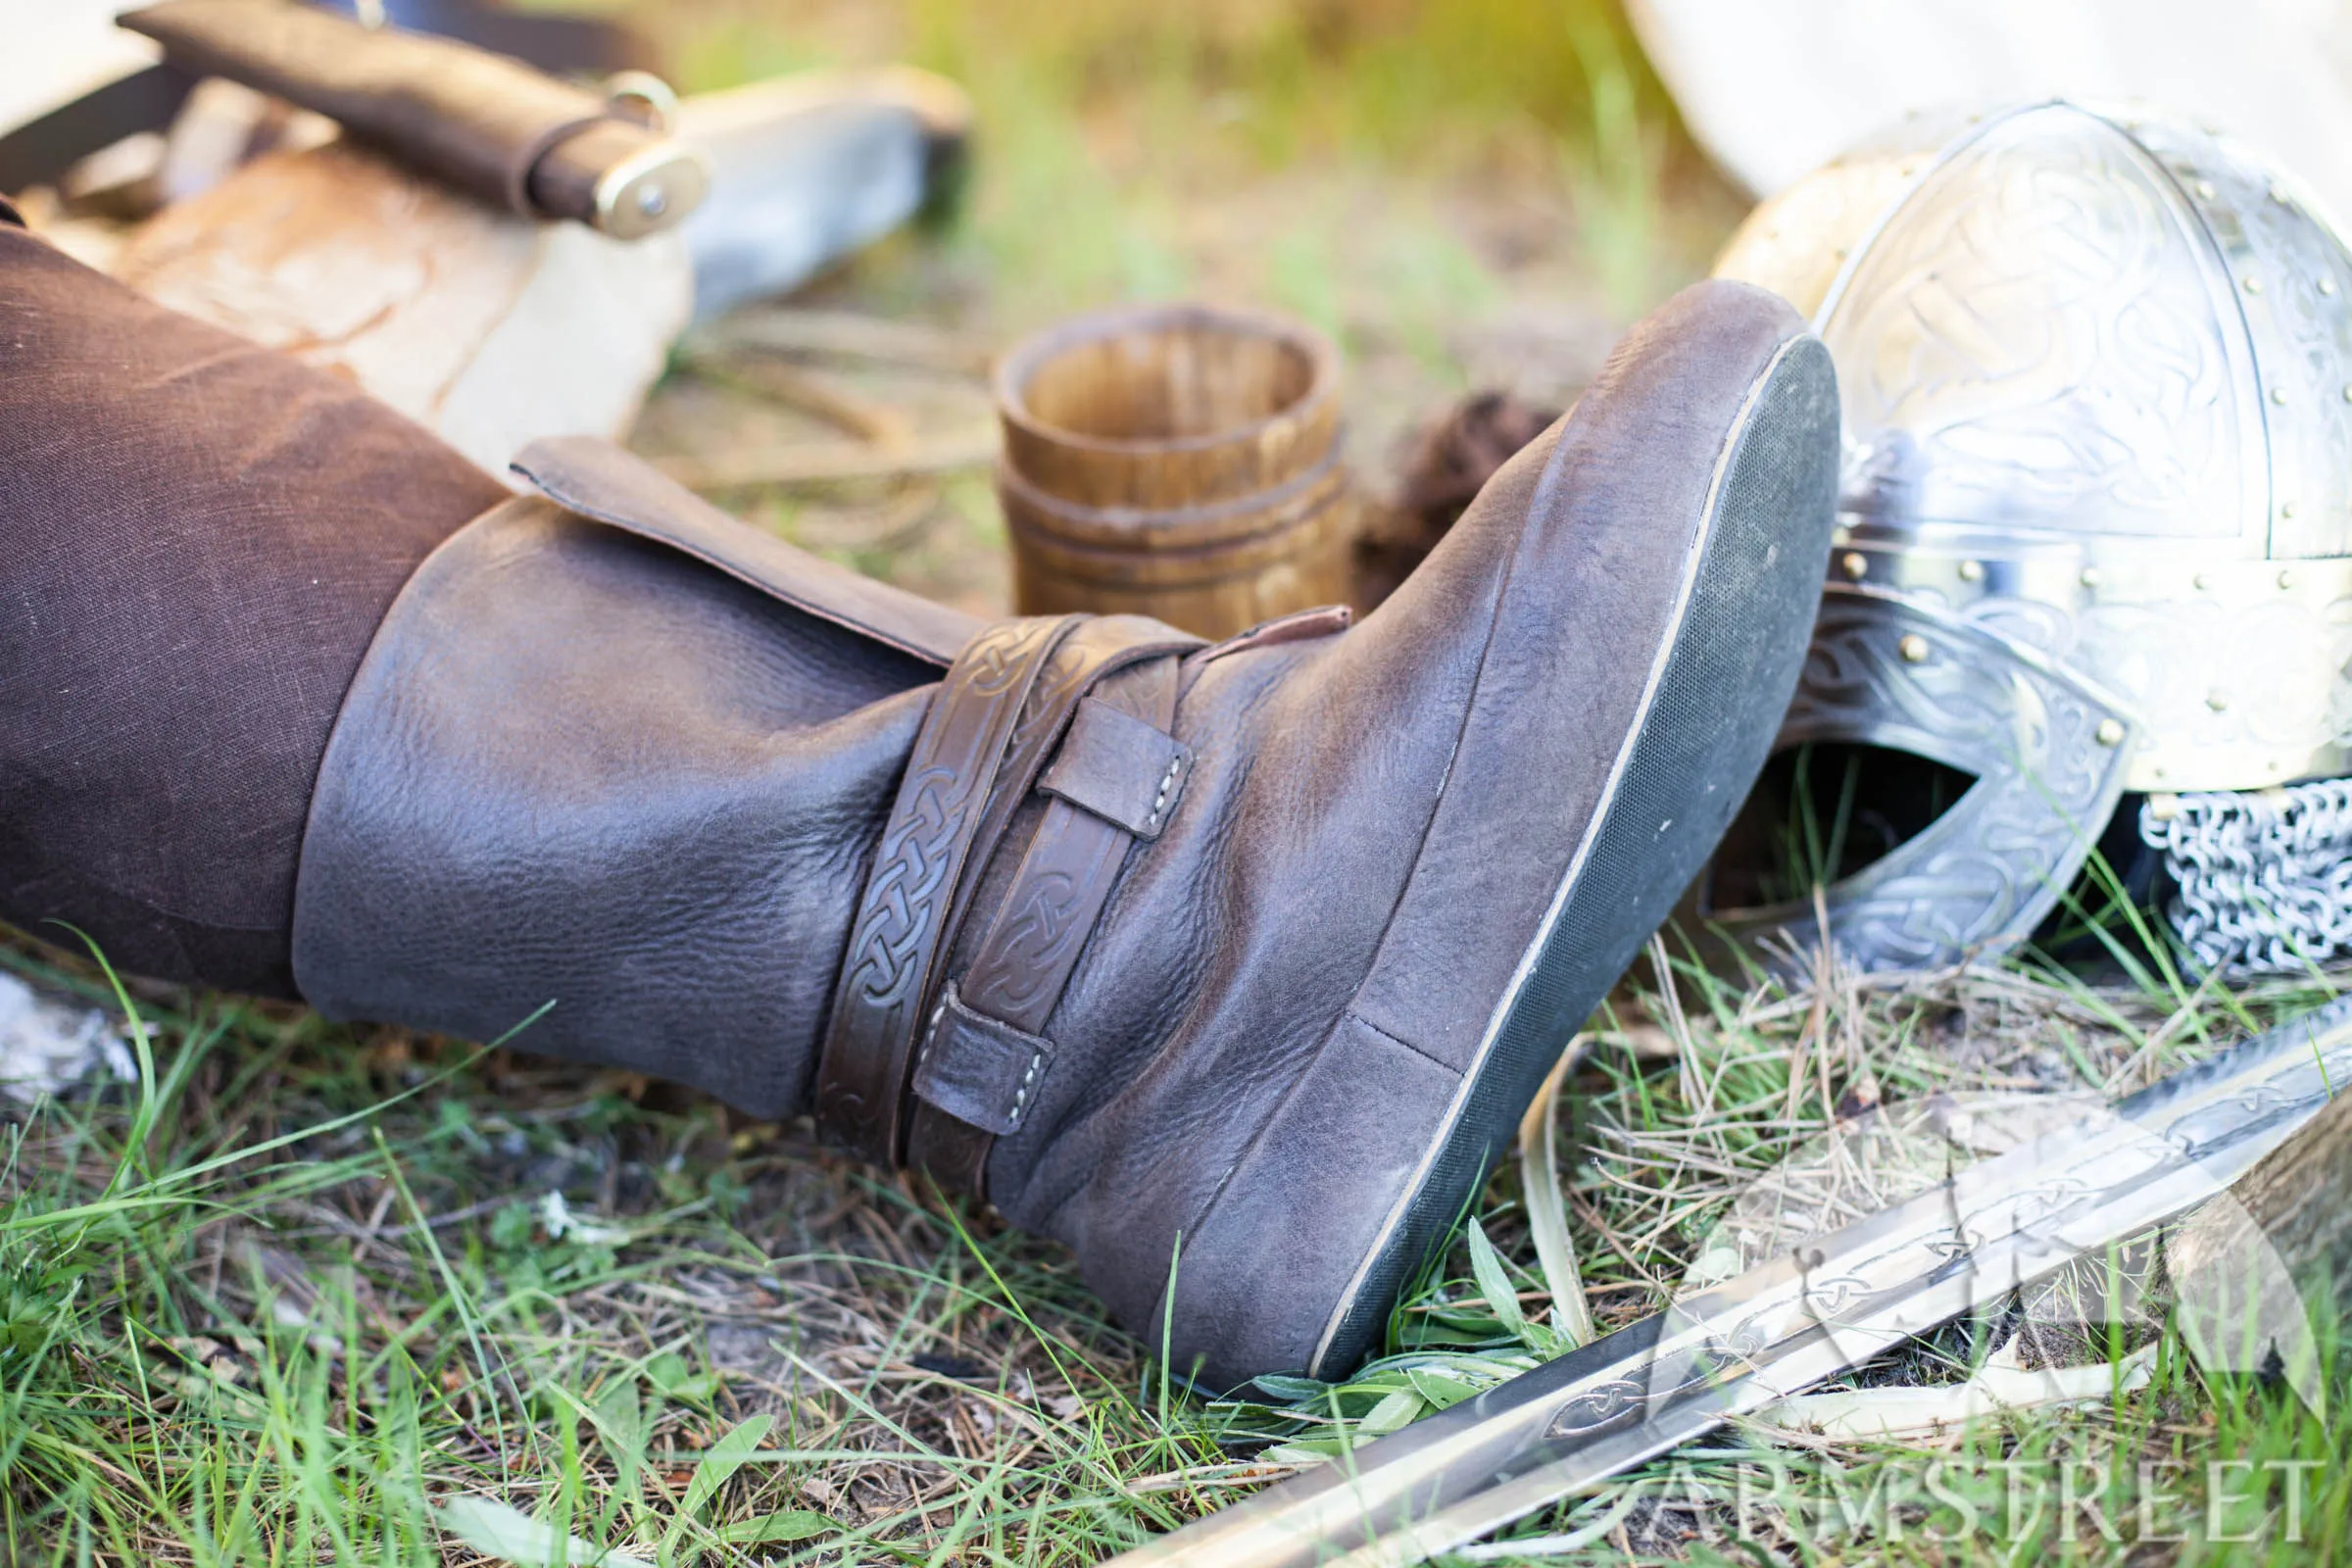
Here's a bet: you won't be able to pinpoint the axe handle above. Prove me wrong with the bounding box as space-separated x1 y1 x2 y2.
2184 1079 2352 1319
119 0 703 236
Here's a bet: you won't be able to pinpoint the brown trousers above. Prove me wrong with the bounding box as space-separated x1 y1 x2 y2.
0 220 508 995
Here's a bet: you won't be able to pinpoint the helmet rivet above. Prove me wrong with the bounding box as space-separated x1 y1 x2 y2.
2080 565 2103 588
2193 570 2213 590
1897 633 1930 663
2282 500 2299 518
2246 275 2265 293
1958 559 1984 582
2279 567 2298 589
1840 551 1869 580
2207 688 2231 711
2197 178 2219 200
2273 182 2295 205
2095 717 2126 747
2324 276 2341 297
2272 386 2288 405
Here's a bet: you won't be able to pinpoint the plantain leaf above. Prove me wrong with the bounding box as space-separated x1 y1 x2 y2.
1249 1374 1331 1401
1357 1388 1426 1435
437 1495 652 1568
1402 1367 1486 1409
721 1508 833 1544
1466 1217 1529 1339
679 1412 775 1517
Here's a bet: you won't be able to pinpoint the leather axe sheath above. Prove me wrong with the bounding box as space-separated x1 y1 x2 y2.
118 0 708 238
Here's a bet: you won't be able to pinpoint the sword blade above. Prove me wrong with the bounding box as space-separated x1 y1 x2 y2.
1112 995 2352 1568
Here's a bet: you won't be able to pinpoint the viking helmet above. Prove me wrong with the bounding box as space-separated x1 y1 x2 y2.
1702 99 2352 972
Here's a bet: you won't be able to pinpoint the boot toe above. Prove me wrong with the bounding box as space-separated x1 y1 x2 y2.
1152 281 1841 1387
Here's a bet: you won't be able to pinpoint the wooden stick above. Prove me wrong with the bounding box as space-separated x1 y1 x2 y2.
653 429 998 491
2173 1081 2352 1319
691 309 991 376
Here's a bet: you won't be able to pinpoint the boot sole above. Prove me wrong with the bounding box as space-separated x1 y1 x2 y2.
1307 332 1840 1376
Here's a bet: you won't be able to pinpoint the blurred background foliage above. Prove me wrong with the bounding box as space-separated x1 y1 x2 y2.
628 0 1740 339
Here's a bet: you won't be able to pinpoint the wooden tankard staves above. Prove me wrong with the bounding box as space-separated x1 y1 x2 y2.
993 303 1358 640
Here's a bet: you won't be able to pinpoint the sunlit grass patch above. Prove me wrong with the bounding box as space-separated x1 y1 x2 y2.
6 905 2349 1563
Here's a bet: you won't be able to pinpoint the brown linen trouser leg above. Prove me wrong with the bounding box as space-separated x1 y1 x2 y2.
0 217 511 997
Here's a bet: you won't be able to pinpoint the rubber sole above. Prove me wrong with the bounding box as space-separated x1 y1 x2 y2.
1307 333 1841 1376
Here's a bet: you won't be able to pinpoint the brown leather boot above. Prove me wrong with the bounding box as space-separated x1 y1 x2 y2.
292 279 1838 1387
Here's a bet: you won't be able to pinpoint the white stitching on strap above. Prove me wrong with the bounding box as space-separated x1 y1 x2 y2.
1007 1051 1044 1124
1146 754 1184 832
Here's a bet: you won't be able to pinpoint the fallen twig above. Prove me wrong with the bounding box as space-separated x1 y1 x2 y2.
655 429 998 491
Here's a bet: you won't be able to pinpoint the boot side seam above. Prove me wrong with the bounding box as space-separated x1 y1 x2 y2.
1342 1007 1457 1075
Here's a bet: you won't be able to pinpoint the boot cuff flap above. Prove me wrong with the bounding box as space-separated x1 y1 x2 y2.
511 435 981 666
911 984 1055 1137
1039 697 1192 839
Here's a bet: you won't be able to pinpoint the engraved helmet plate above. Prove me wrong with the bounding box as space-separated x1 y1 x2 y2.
1706 100 2352 967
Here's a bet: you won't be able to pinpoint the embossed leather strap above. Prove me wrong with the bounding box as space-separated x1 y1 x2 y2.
815 613 1199 1170
813 614 1081 1165
906 654 1191 1195
944 616 1195 947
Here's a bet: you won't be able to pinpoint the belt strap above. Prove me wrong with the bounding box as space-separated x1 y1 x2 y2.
814 614 1079 1165
906 655 1189 1194
813 612 1199 1170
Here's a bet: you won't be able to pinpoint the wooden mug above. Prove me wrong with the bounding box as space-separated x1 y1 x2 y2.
994 302 1356 639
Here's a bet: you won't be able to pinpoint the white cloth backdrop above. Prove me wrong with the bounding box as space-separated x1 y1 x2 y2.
1627 0 2352 221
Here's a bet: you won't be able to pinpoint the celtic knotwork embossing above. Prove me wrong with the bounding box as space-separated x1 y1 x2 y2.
959 621 1045 697
1821 104 2258 543
896 620 1199 1184
971 868 1086 1017
850 763 963 1004
843 620 1054 1002
1707 586 2134 967
2123 114 2352 562
816 615 1073 1158
952 619 1183 940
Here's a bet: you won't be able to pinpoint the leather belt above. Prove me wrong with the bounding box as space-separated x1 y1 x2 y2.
813 611 1200 1186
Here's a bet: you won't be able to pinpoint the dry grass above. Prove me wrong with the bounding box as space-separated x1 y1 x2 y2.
10 3 2352 1562
7 907 2346 1562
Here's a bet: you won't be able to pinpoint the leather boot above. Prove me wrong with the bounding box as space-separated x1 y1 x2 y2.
292 279 1838 1387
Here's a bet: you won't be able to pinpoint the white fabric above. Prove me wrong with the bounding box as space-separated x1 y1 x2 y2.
0 0 156 136
1628 0 2352 220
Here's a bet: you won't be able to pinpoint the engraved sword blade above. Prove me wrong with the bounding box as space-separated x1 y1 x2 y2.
1108 996 2352 1568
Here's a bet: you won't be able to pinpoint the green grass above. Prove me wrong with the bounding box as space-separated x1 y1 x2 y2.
645 0 1732 341
7 914 2349 1564
0 938 1255 1564
14 2 2352 1562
